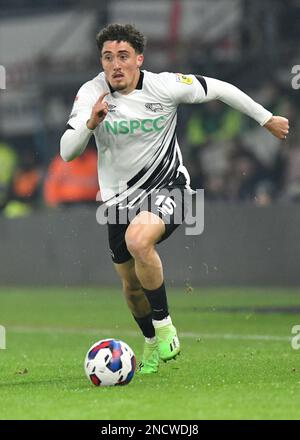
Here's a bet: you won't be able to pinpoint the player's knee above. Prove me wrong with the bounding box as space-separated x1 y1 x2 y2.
125 229 152 261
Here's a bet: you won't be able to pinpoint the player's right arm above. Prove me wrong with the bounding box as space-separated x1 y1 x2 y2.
60 89 109 162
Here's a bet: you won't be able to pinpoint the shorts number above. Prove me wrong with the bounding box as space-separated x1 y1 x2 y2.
155 195 176 215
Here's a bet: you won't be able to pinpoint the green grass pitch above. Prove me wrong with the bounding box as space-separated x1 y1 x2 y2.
1 286 300 420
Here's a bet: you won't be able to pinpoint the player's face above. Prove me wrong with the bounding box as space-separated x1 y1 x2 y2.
101 41 144 94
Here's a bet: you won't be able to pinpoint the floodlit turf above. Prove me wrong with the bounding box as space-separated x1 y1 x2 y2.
1 286 300 420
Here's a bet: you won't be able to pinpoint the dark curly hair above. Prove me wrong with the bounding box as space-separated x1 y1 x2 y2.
96 23 146 54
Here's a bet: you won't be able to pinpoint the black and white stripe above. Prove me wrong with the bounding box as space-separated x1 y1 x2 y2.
106 114 184 206
195 75 208 96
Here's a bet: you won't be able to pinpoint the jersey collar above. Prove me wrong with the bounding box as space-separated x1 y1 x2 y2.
107 71 144 93
135 70 144 90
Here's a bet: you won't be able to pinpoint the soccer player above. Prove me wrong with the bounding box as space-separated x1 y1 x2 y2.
60 24 289 374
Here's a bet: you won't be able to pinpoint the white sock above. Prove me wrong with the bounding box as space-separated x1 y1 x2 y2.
145 336 156 344
152 315 172 328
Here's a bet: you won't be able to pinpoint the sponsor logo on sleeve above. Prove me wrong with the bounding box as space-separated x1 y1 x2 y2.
175 73 193 85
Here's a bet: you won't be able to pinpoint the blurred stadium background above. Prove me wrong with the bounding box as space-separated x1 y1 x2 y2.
0 0 300 286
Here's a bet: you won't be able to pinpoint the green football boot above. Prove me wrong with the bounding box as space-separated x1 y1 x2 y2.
138 340 159 374
156 324 180 361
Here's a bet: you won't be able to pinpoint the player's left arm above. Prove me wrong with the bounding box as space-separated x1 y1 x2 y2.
262 115 289 140
201 77 289 140
165 73 289 140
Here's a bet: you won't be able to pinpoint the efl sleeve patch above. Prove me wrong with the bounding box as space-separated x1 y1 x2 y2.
175 73 193 85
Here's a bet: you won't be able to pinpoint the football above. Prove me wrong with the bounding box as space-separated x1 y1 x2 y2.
84 339 136 386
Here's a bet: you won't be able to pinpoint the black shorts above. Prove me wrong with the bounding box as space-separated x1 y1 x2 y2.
106 174 190 264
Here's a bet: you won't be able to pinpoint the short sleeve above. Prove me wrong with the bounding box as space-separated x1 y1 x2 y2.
161 72 208 105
